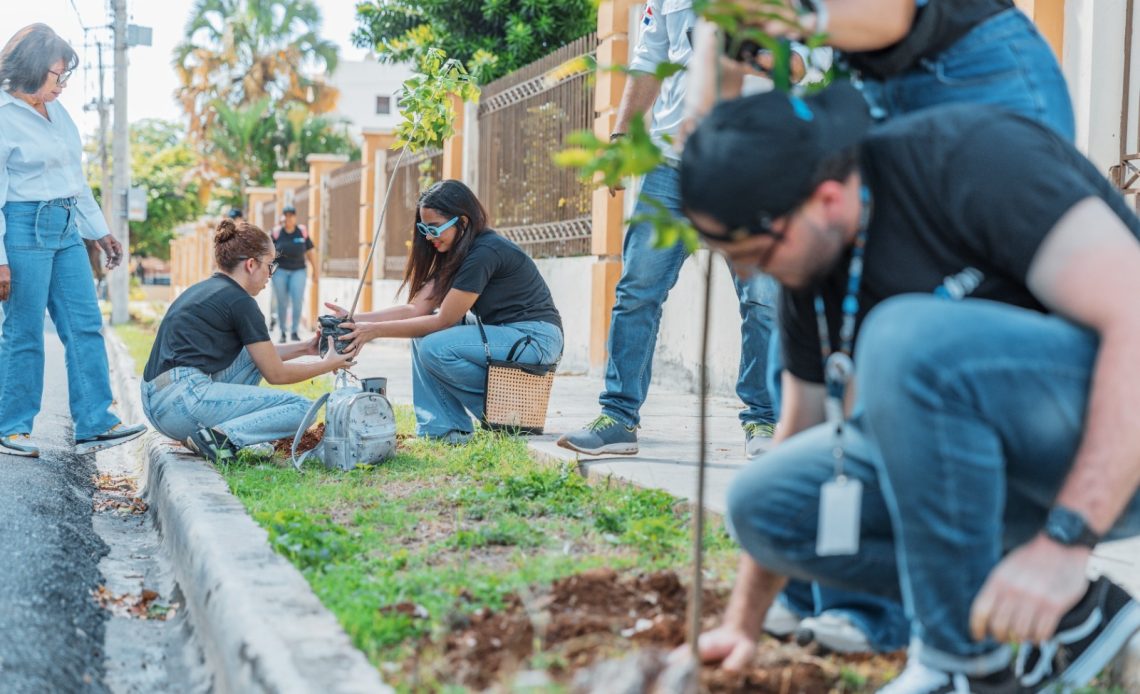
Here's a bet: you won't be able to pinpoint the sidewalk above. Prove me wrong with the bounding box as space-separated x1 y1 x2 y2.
351 341 1140 600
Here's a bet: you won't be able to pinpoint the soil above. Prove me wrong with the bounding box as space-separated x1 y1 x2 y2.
272 423 324 456
407 568 903 692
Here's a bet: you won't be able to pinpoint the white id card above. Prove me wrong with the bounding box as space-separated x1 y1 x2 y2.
816 477 863 556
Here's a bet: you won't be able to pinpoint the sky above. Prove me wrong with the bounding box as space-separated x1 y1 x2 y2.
3 0 371 137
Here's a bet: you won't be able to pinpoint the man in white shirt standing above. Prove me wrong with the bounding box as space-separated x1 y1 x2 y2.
558 0 780 459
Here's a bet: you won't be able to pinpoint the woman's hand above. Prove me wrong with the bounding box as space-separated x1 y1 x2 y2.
0 265 10 301
341 321 379 352
320 336 358 371
303 332 321 357
96 234 124 270
323 301 348 319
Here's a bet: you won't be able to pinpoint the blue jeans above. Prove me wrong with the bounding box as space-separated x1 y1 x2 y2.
729 296 1140 672
272 267 306 335
0 199 120 440
773 7 1076 640
411 320 563 437
140 348 312 447
600 164 777 427
862 8 1075 140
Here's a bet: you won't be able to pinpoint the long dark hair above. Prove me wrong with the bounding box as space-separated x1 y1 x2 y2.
400 179 490 302
0 24 78 94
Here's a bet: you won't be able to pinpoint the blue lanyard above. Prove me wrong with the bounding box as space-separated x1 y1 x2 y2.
813 185 872 475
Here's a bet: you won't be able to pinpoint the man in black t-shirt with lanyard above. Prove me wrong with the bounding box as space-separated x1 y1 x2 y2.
677 82 1140 693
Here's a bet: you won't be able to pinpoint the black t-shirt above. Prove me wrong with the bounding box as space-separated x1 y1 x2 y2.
781 106 1140 384
273 225 313 270
450 231 562 330
845 0 1011 79
143 274 271 381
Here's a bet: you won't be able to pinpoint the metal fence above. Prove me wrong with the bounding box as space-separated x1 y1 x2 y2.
323 161 364 278
477 34 597 257
293 183 310 230
384 148 443 280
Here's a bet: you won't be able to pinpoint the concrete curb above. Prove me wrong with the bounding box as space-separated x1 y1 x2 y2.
104 329 392 694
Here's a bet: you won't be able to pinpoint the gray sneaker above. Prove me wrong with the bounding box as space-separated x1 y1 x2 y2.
744 421 776 459
1 433 39 458
796 611 872 653
556 415 638 456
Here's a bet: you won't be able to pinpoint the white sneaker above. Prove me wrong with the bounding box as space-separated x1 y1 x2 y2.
797 611 872 653
762 600 802 638
0 433 39 457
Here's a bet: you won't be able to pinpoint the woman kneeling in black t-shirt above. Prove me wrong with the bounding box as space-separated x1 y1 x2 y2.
327 180 563 443
141 219 357 460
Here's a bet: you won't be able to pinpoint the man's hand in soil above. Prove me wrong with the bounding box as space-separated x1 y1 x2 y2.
671 625 757 671
969 534 1091 644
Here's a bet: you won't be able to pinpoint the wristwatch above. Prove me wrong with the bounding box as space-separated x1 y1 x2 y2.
1043 506 1101 548
609 132 626 142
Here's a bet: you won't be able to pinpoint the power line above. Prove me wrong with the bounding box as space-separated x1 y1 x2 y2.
66 0 86 30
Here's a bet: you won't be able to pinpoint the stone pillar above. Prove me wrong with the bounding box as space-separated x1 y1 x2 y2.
1016 0 1067 59
1063 0 1128 171
359 129 397 313
305 154 351 327
244 186 276 231
272 172 309 229
441 93 466 181
589 0 638 368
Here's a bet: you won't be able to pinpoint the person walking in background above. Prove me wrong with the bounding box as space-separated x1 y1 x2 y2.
141 218 355 462
327 180 563 444
271 204 316 343
0 23 146 457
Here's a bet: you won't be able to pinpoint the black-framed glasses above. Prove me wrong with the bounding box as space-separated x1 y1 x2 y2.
47 68 74 86
238 256 279 275
416 216 459 239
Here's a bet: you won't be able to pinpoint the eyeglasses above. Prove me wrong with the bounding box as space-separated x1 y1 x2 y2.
239 256 279 275
416 216 459 239
47 68 74 87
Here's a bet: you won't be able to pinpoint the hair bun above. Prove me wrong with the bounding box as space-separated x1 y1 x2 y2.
215 218 237 243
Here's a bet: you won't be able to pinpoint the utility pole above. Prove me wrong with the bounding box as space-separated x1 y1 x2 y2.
96 41 111 230
110 0 129 325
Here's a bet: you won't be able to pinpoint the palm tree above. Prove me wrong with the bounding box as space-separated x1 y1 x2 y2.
173 0 341 198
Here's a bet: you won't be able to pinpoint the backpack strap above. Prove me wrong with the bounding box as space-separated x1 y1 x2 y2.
290 392 329 471
299 224 309 241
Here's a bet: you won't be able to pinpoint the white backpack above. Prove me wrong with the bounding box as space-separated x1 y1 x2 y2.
291 372 397 471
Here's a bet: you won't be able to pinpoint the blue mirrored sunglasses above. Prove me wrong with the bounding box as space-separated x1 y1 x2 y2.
416 216 459 239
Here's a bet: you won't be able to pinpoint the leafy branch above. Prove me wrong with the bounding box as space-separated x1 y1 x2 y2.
394 47 481 153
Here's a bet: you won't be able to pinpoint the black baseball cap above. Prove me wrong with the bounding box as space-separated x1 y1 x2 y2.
680 81 873 240
226 208 244 220
282 205 297 214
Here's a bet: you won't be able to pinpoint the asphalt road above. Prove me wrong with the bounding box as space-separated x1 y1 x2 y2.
0 327 110 692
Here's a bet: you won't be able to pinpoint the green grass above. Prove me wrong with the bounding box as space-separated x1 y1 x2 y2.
113 323 158 376
220 424 739 688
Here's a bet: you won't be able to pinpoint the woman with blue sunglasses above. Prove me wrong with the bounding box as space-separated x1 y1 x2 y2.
326 179 563 443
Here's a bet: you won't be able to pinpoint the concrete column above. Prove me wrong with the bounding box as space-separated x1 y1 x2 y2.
1016 0 1067 59
305 154 351 327
462 100 481 193
272 172 309 229
359 129 396 313
244 186 276 231
1063 0 1129 170
589 0 638 368
441 93 466 181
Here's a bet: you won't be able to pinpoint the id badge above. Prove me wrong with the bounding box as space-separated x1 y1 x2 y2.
816 476 862 556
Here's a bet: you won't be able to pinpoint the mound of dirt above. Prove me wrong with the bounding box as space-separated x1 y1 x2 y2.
272 423 324 456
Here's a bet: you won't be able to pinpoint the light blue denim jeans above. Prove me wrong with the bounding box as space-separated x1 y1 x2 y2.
411 320 563 437
775 7 1077 643
0 199 121 440
600 164 777 428
729 296 1140 673
271 267 306 335
140 348 312 447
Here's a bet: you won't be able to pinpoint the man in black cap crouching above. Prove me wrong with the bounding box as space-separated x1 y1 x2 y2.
679 82 1140 693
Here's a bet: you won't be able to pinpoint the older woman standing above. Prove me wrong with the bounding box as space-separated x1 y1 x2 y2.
0 24 145 457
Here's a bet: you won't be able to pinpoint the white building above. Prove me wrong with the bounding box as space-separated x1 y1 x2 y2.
327 56 414 139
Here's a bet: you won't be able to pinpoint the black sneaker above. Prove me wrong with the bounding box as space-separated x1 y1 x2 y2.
75 423 147 454
1015 576 1140 692
184 427 238 462
878 660 1022 693
278 331 287 344
290 332 300 342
